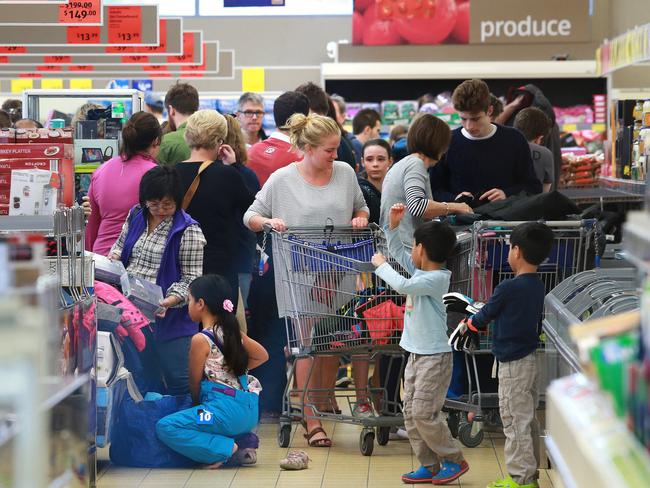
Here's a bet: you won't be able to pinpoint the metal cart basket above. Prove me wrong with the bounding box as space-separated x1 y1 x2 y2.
267 224 407 455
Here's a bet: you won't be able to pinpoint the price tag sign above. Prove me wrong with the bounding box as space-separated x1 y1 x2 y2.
0 56 7 64
70 79 93 89
181 44 207 76
67 26 101 44
42 79 63 89
0 47 27 54
69 65 94 72
44 56 72 64
58 0 101 24
11 78 33 93
168 32 194 63
196 408 215 425
107 6 142 44
37 65 63 72
144 19 167 53
121 55 149 64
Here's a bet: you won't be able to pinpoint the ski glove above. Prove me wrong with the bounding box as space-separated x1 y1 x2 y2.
443 292 485 316
448 318 480 352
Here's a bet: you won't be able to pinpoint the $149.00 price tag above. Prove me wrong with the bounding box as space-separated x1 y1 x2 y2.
58 0 101 24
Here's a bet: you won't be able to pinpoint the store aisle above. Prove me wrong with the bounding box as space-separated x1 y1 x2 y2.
97 421 555 488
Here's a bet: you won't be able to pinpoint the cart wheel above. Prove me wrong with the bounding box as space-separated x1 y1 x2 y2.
376 426 390 446
359 430 375 456
278 424 292 448
447 412 460 438
458 422 484 448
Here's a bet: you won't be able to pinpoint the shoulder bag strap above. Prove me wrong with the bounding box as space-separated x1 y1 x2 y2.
182 160 213 210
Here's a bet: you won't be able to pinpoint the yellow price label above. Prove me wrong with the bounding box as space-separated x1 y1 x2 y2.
70 79 93 89
41 79 64 89
11 78 33 93
242 68 265 93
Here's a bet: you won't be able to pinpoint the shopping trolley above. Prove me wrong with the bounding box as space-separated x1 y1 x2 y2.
444 219 601 447
266 224 407 455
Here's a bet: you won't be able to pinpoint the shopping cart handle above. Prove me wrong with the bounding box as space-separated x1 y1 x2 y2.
262 223 273 233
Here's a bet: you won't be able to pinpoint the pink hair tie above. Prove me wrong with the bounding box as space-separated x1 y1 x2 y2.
223 299 234 313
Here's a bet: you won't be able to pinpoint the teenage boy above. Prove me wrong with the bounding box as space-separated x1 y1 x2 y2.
514 107 554 193
430 79 541 204
372 203 468 485
350 108 382 163
158 83 199 166
458 222 554 488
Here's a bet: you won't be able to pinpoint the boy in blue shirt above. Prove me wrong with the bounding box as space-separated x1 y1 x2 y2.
457 222 554 488
372 203 468 485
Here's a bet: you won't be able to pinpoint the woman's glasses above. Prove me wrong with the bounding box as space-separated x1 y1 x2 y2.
146 201 176 211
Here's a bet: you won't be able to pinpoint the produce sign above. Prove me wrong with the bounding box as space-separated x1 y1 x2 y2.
353 0 469 45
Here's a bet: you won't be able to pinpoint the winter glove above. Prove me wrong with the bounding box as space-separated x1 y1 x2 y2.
447 318 480 352
443 292 485 316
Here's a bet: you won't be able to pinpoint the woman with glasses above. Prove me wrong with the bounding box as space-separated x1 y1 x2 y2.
244 113 369 448
109 166 207 395
86 112 160 255
176 110 255 309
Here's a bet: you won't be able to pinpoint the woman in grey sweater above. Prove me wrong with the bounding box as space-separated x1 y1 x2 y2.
245 113 369 447
380 114 472 248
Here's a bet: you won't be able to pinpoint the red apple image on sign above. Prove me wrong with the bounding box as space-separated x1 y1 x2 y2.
353 0 470 45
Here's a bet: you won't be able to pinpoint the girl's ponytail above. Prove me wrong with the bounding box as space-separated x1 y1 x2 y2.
189 275 248 377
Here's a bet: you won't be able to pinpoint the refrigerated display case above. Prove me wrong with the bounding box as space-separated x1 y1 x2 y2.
22 89 144 128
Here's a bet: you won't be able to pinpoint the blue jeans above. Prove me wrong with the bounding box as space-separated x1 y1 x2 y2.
155 336 192 396
156 381 259 464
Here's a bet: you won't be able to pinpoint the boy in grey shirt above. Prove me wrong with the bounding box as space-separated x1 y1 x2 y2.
514 107 554 192
372 203 468 485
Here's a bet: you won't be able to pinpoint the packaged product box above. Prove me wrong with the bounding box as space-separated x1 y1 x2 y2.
0 190 9 205
0 128 15 144
0 144 74 206
89 252 127 285
399 101 418 122
8 169 58 216
120 273 164 321
0 174 9 189
14 128 73 144
0 204 7 215
381 101 401 125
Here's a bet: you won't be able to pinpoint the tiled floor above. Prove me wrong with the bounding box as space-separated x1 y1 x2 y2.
97 420 555 488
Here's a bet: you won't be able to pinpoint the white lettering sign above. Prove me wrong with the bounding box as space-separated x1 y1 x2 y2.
480 15 573 42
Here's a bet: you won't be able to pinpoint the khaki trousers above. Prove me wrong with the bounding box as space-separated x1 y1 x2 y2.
403 352 464 471
498 353 540 485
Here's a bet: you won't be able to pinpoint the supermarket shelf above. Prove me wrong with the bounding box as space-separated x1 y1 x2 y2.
559 123 606 132
41 373 91 411
623 211 650 275
321 60 598 80
544 436 578 488
599 176 646 195
0 215 54 233
48 469 72 488
547 374 650 487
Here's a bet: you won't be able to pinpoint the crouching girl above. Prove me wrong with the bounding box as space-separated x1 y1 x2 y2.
156 275 269 468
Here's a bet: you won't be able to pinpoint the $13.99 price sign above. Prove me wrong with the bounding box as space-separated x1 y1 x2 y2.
67 26 101 44
58 0 101 24
108 6 142 44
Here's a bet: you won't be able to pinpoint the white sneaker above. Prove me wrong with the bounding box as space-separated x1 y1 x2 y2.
352 401 375 418
280 450 310 470
389 427 409 440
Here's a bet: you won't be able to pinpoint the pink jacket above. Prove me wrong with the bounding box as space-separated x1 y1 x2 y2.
85 154 156 255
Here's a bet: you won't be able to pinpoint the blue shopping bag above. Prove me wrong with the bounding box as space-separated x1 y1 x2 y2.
109 393 199 468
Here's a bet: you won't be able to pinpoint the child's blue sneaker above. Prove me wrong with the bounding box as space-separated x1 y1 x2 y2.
432 460 469 485
401 465 434 484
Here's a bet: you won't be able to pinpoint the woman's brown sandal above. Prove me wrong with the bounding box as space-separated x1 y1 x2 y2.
304 427 332 447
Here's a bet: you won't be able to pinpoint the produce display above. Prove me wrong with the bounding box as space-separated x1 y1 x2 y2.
353 0 470 45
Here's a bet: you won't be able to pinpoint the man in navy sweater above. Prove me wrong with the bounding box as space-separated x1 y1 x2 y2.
430 79 542 204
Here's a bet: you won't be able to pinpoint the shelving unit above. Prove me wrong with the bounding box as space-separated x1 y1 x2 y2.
0 207 97 488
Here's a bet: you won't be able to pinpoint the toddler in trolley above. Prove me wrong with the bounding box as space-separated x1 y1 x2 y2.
371 203 469 485
156 275 269 468
450 222 554 488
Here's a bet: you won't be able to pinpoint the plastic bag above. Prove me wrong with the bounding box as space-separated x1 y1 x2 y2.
109 393 198 468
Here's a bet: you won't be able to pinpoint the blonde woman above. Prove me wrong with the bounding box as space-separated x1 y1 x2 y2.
176 110 254 307
244 113 369 447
